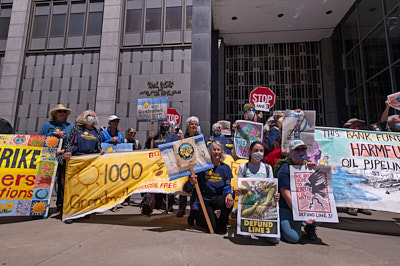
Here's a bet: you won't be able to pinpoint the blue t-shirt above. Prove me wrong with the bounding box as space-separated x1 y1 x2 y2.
277 163 291 209
101 127 125 144
77 128 100 154
39 121 74 138
197 163 233 203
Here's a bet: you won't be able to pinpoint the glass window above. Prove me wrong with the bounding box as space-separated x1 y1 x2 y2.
387 6 400 63
384 0 399 14
126 9 141 33
365 70 392 122
0 16 10 39
186 5 192 30
348 86 366 121
362 22 388 79
358 0 384 39
69 13 85 36
342 8 359 53
32 15 48 38
145 8 161 32
87 12 103 35
346 47 362 89
50 14 66 37
165 6 181 31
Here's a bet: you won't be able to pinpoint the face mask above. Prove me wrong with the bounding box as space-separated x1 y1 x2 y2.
86 115 96 125
162 125 170 132
247 112 255 119
374 128 380 131
251 152 264 162
214 132 221 137
395 123 400 130
293 151 308 162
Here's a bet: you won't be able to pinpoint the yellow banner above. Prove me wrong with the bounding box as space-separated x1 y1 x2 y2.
62 150 249 221
223 156 248 209
62 149 187 220
0 134 61 217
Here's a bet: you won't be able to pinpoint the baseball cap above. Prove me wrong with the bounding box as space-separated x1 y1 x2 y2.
108 115 120 121
243 103 255 112
289 139 306 151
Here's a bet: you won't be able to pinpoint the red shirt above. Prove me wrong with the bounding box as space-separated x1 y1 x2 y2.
265 148 284 168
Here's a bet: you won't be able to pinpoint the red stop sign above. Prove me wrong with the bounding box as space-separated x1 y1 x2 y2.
167 108 181 125
249 87 275 110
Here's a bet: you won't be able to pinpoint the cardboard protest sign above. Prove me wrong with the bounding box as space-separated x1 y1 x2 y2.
222 156 248 209
314 127 400 213
387 92 400 111
234 120 263 159
101 143 133 153
137 97 168 122
0 134 61 217
282 110 316 153
290 165 338 223
237 178 280 237
217 120 231 136
62 149 186 221
158 135 213 181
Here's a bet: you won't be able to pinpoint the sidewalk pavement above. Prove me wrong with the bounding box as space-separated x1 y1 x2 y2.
1 197 399 266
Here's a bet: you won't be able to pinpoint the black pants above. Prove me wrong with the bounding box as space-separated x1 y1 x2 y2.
196 195 232 233
154 193 174 211
56 164 65 212
178 195 187 213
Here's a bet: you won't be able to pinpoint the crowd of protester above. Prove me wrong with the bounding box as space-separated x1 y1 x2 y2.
1 99 399 242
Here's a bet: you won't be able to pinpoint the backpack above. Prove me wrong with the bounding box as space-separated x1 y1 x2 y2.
273 157 294 177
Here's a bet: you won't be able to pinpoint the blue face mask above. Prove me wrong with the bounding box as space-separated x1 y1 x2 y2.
293 151 308 162
214 132 221 137
374 127 380 131
395 123 400 130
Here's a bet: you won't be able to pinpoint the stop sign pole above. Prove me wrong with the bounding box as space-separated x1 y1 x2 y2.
249 87 276 112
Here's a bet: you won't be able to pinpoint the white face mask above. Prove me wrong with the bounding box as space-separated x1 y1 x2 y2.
86 115 96 125
251 151 264 162
247 112 255 119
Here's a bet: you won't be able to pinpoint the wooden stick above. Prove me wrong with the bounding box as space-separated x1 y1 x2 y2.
165 194 168 214
190 163 214 234
150 93 155 149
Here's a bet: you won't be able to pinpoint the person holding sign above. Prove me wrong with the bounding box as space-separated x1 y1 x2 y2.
275 140 318 243
184 141 234 234
235 141 280 244
145 121 180 149
39 104 74 214
101 115 125 144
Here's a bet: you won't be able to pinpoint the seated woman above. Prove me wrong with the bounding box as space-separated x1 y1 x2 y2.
235 141 280 244
183 141 234 234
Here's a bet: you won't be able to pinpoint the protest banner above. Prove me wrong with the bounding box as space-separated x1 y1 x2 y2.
62 150 186 221
101 143 133 153
222 156 248 209
314 127 400 213
137 97 168 122
282 110 316 153
387 92 400 111
234 120 263 159
217 120 231 136
0 134 61 217
290 166 338 223
158 135 213 181
237 178 280 237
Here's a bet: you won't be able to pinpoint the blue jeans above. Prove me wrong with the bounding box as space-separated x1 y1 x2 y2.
279 208 302 243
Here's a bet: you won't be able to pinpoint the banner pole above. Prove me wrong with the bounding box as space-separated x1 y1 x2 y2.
150 93 155 149
190 163 214 234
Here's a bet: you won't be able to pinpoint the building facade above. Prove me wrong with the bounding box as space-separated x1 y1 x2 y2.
0 0 399 142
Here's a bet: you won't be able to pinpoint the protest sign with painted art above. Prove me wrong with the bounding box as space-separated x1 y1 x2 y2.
237 178 280 237
312 127 400 213
290 165 338 223
282 110 315 153
234 120 263 159
0 134 61 217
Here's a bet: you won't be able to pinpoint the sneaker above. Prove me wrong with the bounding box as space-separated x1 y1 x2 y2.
187 215 195 226
347 208 358 216
64 219 74 224
358 209 372 215
304 224 317 240
176 210 185 217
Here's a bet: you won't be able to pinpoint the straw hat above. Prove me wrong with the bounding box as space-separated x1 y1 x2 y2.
343 118 365 128
49 104 72 118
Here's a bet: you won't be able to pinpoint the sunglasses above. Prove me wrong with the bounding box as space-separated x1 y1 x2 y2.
293 148 307 153
129 132 136 134
57 110 68 113
247 110 256 113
